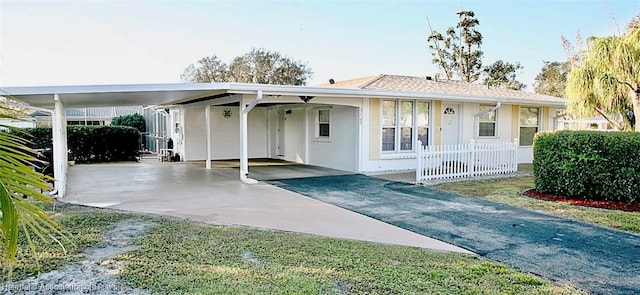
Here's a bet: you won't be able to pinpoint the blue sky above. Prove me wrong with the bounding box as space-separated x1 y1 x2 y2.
1 0 638 91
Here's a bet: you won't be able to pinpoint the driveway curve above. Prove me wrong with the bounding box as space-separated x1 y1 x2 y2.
267 174 640 295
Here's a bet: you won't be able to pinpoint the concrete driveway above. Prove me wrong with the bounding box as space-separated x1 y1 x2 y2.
62 159 468 253
267 174 640 295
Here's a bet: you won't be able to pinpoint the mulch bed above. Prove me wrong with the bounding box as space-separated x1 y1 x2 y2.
523 189 640 212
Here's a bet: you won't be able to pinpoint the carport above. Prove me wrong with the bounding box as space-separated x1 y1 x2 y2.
1 82 407 197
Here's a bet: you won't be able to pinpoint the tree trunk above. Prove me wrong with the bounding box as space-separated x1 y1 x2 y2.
633 85 640 132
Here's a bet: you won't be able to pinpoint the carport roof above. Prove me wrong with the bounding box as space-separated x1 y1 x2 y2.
0 81 566 109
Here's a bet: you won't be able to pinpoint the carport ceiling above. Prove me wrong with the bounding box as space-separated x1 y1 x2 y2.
0 83 229 109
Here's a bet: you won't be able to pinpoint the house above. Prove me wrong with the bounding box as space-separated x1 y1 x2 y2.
1 75 564 196
170 74 564 173
29 106 144 126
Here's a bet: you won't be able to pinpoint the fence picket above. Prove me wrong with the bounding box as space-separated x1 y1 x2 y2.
416 139 518 183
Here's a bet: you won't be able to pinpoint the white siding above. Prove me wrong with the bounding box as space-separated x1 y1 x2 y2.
283 107 306 163
307 105 359 172
182 106 267 161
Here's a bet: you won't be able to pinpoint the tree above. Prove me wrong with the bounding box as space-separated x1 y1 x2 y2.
427 10 483 82
180 55 228 83
482 60 525 90
181 48 312 85
111 113 146 133
0 123 65 279
566 24 640 131
534 61 571 97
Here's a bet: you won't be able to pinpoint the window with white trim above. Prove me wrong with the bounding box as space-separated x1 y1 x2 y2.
478 105 497 137
381 100 430 152
382 100 396 151
399 101 413 150
417 102 429 147
519 107 540 146
317 109 330 137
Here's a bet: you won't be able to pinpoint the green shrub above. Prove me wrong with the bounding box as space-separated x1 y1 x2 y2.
111 113 145 133
534 130 640 204
21 126 140 163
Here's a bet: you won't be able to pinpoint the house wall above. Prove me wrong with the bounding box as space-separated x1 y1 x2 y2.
282 106 305 163
182 106 267 161
360 99 562 173
307 105 359 172
180 95 362 172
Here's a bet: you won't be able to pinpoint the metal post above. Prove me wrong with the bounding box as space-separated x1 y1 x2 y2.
52 94 68 197
205 105 211 169
240 91 262 184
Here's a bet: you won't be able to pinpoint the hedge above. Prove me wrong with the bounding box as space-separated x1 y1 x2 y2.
534 130 640 204
20 126 140 163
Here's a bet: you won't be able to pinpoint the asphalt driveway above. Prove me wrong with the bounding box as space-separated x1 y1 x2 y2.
266 174 640 295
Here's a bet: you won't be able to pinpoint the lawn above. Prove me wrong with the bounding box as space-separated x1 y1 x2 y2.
2 203 582 294
432 175 640 234
1 204 138 283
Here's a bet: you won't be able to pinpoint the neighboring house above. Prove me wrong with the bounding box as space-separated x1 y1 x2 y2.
557 116 617 131
0 117 36 129
30 106 143 126
171 74 563 173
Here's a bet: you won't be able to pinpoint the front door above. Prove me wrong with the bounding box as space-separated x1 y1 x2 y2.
441 104 460 145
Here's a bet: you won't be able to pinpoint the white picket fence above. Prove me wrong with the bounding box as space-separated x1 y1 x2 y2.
416 139 518 183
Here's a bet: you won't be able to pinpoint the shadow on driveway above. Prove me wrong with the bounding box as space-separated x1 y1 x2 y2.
267 174 640 295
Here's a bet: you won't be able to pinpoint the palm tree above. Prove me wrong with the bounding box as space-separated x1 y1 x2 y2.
566 19 640 131
0 122 64 280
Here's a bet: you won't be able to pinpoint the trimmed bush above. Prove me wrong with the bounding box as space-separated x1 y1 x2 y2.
534 130 640 204
111 113 146 133
21 126 140 163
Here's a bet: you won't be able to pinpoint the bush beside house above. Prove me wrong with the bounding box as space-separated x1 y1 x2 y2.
534 130 640 204
21 126 140 163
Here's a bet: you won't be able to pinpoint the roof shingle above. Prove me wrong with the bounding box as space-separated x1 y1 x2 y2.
321 74 564 104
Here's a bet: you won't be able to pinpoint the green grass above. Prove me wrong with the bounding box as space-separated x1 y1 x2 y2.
3 203 582 293
117 219 581 294
1 203 136 282
432 176 640 234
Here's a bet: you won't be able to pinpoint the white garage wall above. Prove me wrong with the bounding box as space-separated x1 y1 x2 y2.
182 106 267 161
283 107 306 163
307 105 358 172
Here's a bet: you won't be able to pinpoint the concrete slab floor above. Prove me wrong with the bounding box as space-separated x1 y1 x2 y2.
63 160 470 254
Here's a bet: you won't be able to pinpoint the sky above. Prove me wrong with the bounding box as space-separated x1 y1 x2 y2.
0 0 638 91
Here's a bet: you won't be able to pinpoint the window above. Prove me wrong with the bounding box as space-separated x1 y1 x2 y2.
67 120 103 126
478 105 497 137
400 101 413 150
417 102 429 147
519 107 539 146
317 109 330 137
382 100 396 151
381 100 430 152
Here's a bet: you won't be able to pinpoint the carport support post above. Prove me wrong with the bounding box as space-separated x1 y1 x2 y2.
239 91 262 184
52 94 68 197
205 105 212 169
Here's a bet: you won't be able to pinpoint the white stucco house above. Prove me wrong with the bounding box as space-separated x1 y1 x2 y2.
0 74 564 196
170 75 564 171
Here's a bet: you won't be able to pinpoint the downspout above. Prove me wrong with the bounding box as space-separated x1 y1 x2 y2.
240 90 263 184
473 102 501 138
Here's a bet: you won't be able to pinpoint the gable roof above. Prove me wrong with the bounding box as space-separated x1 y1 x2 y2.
322 74 564 104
